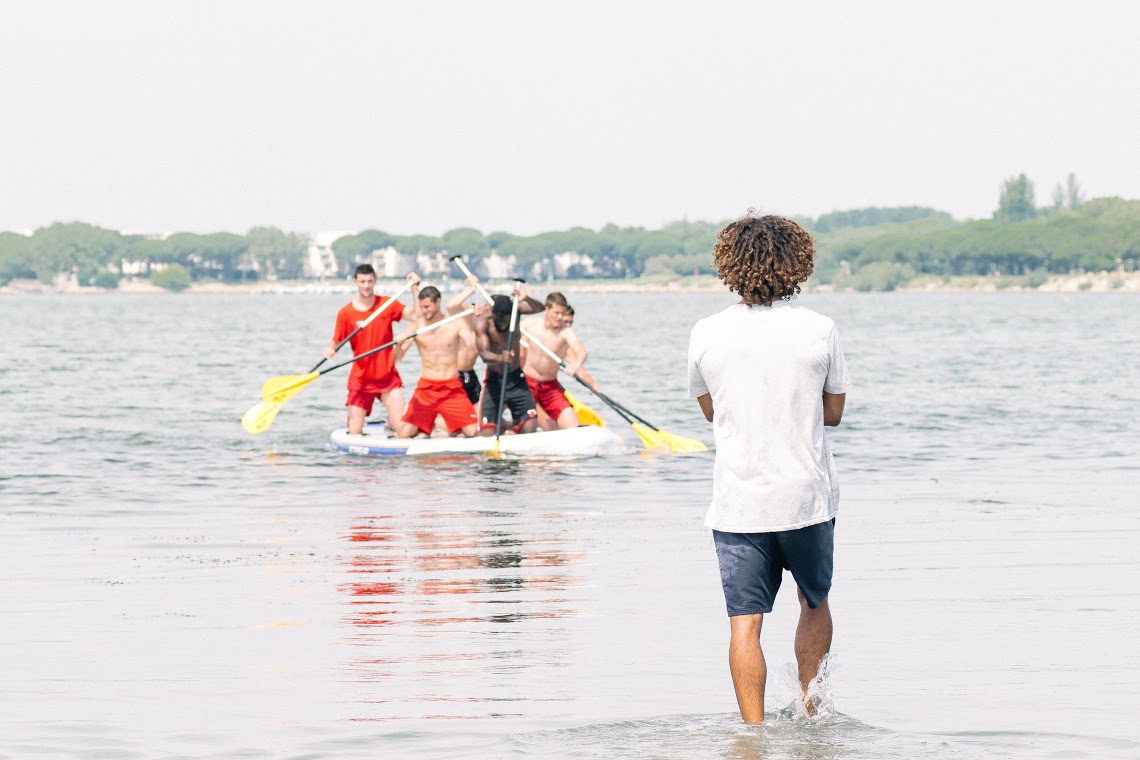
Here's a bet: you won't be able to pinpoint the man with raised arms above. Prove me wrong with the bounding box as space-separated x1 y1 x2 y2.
476 285 544 436
392 286 479 438
325 264 420 435
445 274 491 406
520 292 588 430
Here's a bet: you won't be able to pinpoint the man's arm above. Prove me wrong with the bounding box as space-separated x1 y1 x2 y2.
823 392 845 427
573 365 601 393
405 271 421 319
476 322 508 365
446 275 479 315
325 313 347 359
393 321 420 362
516 286 544 314
560 328 588 377
696 393 714 422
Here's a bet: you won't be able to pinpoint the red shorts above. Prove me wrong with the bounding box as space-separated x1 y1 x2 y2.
526 375 571 419
345 373 403 416
402 377 478 435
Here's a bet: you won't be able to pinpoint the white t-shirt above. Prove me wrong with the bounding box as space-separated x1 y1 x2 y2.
688 301 852 533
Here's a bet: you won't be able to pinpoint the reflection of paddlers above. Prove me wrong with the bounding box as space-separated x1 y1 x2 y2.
688 212 852 723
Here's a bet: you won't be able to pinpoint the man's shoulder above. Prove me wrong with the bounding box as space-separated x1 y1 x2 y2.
783 304 838 335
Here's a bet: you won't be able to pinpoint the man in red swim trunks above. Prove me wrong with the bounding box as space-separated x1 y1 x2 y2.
324 264 420 434
392 286 479 438
520 292 589 429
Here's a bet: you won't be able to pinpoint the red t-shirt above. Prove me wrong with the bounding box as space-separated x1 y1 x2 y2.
333 297 407 387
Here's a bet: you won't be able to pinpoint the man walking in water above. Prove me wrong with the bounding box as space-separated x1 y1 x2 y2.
325 264 420 434
688 212 851 723
521 292 588 429
393 286 478 438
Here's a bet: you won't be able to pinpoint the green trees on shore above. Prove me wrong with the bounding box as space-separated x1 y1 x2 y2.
814 197 1140 288
3 180 1138 290
0 223 306 286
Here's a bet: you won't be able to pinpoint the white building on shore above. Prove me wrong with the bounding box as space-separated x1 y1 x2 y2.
307 231 349 278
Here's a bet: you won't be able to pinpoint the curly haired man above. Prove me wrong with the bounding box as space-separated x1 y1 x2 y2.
687 212 852 723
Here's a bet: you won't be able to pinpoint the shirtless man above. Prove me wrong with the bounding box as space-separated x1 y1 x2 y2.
520 292 588 430
392 286 478 438
476 285 544 435
445 274 490 406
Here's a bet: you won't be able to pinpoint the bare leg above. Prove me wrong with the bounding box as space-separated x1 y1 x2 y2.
555 407 580 429
794 589 832 715
728 613 765 723
346 404 367 435
395 421 423 439
380 388 406 432
535 405 556 431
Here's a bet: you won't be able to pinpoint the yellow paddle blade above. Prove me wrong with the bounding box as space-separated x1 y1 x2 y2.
241 400 282 434
631 422 708 453
631 422 669 451
261 372 319 403
653 429 709 454
564 390 605 427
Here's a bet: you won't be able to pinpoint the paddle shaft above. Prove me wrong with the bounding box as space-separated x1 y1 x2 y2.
450 257 497 307
318 308 473 376
493 287 523 443
308 280 414 373
520 326 663 430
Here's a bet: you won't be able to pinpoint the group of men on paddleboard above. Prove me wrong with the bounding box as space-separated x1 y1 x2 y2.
325 263 597 439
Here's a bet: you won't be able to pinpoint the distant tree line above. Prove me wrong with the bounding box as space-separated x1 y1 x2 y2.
3 175 1137 290
331 220 729 279
0 224 308 287
814 197 1140 290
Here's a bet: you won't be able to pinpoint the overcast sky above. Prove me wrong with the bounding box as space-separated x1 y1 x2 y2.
2 0 1138 236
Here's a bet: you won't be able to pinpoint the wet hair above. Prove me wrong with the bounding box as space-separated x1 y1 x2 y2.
713 214 815 305
419 285 441 301
354 263 376 278
545 291 568 309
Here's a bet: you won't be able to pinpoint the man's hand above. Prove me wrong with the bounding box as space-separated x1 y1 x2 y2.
466 274 479 289
472 303 489 318
323 346 337 359
406 271 421 286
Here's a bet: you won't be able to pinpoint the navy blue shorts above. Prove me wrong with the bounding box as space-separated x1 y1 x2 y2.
712 518 834 617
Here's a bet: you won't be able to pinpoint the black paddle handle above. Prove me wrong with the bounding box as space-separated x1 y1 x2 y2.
569 374 635 425
597 391 657 430
318 338 398 376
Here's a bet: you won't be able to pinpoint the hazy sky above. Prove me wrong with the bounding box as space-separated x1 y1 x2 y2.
2 1 1138 236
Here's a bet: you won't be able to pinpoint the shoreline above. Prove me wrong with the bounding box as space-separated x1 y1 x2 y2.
2 271 1138 295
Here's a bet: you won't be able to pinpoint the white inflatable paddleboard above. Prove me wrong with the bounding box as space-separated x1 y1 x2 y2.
330 423 625 457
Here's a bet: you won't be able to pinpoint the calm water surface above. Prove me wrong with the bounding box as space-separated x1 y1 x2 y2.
1 291 1138 759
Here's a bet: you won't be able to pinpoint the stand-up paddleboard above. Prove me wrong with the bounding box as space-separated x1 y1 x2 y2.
330 423 626 457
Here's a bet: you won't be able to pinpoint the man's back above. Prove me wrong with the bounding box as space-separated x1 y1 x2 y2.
688 301 851 532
